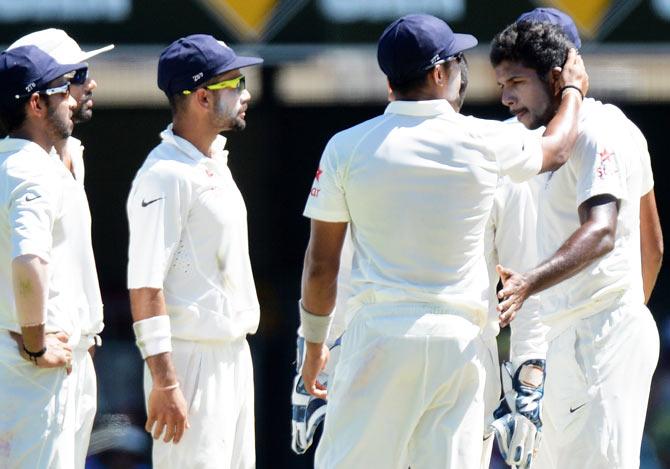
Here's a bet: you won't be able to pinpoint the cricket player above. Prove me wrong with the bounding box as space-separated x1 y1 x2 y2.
290 56 508 466
0 45 87 468
491 19 661 468
127 34 263 469
8 28 113 467
298 13 588 468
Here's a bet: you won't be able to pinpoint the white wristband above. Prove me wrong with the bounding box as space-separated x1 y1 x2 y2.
299 300 333 344
133 315 172 359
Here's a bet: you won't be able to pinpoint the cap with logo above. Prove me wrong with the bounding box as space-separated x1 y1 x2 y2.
8 28 114 64
157 34 263 97
0 45 87 106
377 14 478 86
516 8 582 49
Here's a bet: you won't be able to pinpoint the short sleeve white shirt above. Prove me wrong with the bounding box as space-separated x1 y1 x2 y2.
0 138 80 338
536 99 651 330
127 126 259 342
304 100 543 323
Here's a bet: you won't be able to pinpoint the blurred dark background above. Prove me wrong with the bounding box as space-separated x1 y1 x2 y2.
2 0 670 467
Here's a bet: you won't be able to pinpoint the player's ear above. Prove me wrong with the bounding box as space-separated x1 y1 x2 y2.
194 87 210 109
26 93 47 119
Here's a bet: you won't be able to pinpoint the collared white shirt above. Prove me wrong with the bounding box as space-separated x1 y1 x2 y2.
0 137 88 340
536 98 653 336
304 99 543 324
127 125 259 342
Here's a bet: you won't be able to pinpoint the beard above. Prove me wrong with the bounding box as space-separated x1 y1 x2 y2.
46 100 72 140
73 93 94 123
213 94 246 132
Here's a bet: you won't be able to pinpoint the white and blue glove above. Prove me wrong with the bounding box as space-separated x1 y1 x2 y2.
490 359 546 469
291 335 341 454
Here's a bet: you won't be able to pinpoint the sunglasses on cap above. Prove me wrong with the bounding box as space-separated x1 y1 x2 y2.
14 82 71 100
425 52 464 70
182 75 245 95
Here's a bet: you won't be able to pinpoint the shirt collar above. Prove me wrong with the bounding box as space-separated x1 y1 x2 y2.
0 136 51 156
160 124 229 164
384 99 456 117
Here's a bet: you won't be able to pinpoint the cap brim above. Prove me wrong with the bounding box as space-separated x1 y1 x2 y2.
451 33 478 54
79 44 115 62
43 61 88 86
212 55 264 76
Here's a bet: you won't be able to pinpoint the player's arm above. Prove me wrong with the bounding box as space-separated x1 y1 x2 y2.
300 219 347 399
497 194 618 320
640 189 663 303
538 49 589 173
130 288 189 444
12 255 72 369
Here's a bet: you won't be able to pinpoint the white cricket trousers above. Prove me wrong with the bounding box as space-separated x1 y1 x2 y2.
0 331 74 469
71 337 97 469
315 303 487 469
145 337 256 469
480 336 501 469
535 304 659 469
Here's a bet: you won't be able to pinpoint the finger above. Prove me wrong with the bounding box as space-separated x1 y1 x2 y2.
53 332 70 343
153 419 166 440
173 419 187 444
145 415 156 434
308 383 328 399
163 421 176 443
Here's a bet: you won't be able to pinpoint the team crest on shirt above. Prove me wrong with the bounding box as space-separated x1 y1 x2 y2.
315 167 323 182
595 148 618 179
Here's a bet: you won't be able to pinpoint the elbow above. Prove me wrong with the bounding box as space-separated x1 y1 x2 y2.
596 226 616 256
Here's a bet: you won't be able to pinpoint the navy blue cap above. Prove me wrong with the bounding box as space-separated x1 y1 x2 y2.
0 45 86 105
516 8 582 49
377 14 478 85
158 34 263 96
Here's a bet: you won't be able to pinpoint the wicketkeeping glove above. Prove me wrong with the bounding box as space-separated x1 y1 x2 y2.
490 359 546 469
290 335 342 454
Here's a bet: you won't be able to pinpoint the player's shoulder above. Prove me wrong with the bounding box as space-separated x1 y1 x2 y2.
136 142 197 181
328 114 388 146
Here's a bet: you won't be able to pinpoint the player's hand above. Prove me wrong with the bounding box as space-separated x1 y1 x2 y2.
145 385 190 444
18 332 73 374
301 341 329 399
496 265 532 327
554 48 589 98
490 360 545 468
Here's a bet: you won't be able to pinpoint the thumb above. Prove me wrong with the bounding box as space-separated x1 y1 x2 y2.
54 332 70 343
496 264 512 282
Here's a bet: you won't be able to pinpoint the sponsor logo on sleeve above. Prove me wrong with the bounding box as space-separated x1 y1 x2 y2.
141 197 164 207
595 148 618 179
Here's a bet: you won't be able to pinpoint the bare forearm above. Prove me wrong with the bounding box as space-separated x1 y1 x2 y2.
130 288 175 384
301 257 338 316
12 255 48 350
526 223 614 295
640 190 663 303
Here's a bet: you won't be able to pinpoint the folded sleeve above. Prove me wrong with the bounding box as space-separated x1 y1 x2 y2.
303 136 351 222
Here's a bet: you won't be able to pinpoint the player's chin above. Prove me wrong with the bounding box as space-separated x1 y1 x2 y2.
231 116 247 132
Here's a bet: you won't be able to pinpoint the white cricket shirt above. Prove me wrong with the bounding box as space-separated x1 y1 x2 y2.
49 136 104 337
485 177 548 365
536 98 654 336
0 137 95 340
127 125 259 342
304 99 543 325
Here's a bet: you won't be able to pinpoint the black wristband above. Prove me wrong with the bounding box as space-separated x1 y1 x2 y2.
561 85 584 100
23 344 47 364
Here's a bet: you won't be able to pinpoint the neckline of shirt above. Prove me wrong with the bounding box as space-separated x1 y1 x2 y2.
160 124 228 164
0 136 51 156
384 99 456 117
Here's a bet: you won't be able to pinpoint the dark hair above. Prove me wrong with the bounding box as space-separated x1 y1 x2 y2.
167 92 189 116
0 98 29 134
490 21 574 80
389 71 431 97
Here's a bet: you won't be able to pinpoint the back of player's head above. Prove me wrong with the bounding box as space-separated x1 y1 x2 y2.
489 21 573 80
377 14 477 91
